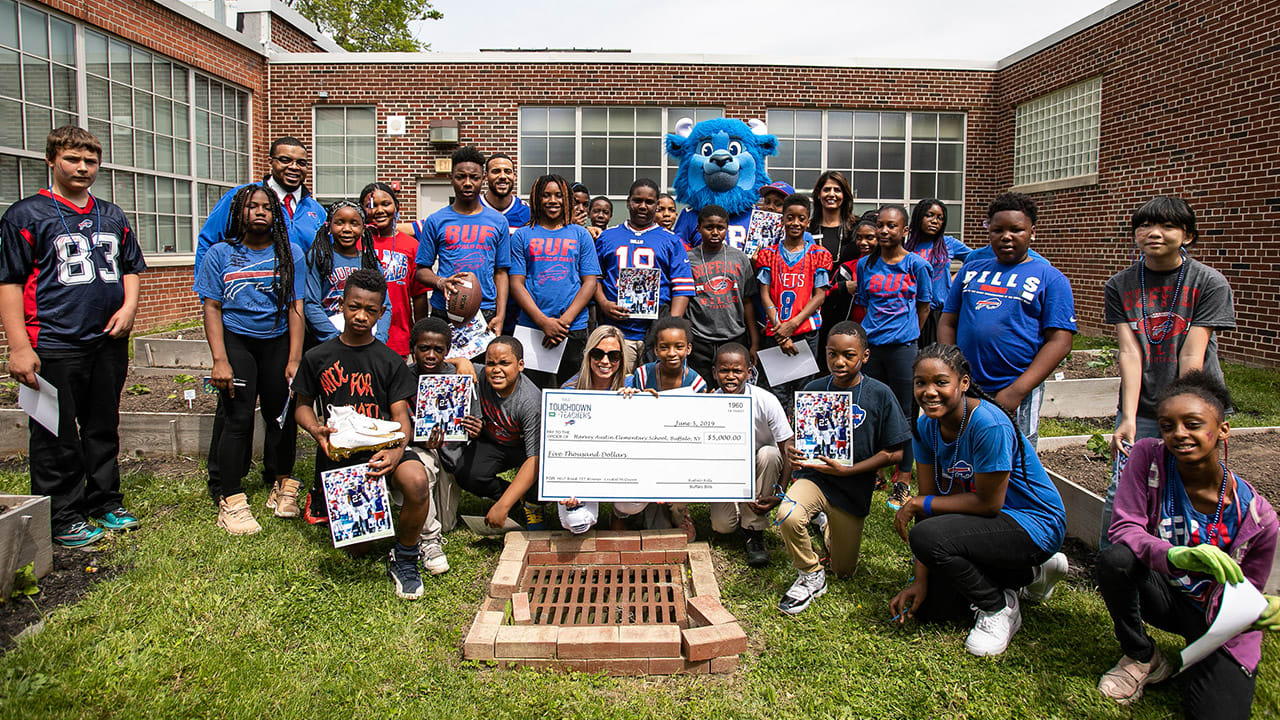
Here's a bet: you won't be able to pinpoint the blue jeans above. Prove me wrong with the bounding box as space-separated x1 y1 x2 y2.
1099 412 1160 548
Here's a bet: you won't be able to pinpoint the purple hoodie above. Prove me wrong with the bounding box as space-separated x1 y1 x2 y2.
1109 436 1278 671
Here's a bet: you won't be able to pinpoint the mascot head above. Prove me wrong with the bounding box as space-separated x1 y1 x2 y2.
665 117 777 217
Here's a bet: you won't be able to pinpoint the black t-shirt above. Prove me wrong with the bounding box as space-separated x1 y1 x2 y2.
293 337 417 470
795 374 911 518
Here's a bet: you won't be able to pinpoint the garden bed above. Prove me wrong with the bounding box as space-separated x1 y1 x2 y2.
0 367 218 415
1056 349 1119 380
133 331 212 369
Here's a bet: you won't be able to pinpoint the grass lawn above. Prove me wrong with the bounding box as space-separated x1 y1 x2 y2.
0 455 1276 719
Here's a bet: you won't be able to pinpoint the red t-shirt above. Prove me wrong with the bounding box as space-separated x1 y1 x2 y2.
372 231 429 355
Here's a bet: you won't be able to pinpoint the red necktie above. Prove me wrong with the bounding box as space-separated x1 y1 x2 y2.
283 194 295 218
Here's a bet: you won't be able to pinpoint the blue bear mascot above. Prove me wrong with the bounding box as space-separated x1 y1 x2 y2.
665 117 777 250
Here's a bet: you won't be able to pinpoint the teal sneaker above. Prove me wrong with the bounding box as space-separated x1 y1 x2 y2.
98 508 140 531
53 521 105 548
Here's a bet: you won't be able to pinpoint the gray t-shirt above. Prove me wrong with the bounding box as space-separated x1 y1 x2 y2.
476 372 541 458
686 243 757 342
1104 258 1235 418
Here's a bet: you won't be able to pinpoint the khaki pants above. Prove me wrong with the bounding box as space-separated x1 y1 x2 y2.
406 446 459 541
710 445 782 534
778 478 865 575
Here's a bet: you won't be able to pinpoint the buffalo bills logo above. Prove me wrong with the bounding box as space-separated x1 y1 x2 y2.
706 275 734 294
77 219 94 230
975 298 1002 310
538 263 572 285
850 404 867 428
1137 311 1190 339
947 460 975 491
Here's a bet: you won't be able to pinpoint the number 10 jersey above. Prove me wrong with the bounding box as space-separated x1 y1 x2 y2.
0 190 147 353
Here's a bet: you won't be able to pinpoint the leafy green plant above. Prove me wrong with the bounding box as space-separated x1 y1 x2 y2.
174 374 197 385
125 383 151 396
8 563 37 599
0 381 17 392
1086 348 1116 369
1086 432 1110 459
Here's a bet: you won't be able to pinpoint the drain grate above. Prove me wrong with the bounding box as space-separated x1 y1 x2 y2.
521 564 686 626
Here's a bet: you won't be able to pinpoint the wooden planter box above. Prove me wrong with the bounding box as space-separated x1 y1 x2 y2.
132 334 211 369
1040 377 1120 418
1043 427 1280 593
0 409 262 457
0 495 52 600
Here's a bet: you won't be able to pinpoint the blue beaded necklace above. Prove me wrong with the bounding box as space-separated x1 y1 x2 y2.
931 397 972 496
1138 248 1188 345
1165 452 1230 547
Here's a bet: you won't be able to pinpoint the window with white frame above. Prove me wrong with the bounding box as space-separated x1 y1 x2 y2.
518 106 723 209
0 0 251 255
313 105 376 204
1013 77 1100 188
767 109 966 237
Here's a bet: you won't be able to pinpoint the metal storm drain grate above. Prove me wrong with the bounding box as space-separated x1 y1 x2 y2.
522 564 686 626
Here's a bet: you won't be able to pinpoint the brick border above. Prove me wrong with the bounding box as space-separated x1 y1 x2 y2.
463 530 744 675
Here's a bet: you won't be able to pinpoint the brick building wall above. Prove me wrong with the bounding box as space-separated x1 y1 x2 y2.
269 13 324 53
994 0 1280 365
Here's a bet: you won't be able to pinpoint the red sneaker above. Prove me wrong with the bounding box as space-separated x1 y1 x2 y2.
303 492 329 525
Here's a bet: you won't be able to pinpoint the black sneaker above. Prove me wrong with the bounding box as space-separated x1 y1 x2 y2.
387 548 423 600
778 568 827 615
744 530 769 567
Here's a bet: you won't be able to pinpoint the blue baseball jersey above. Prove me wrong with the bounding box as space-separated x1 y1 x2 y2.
854 253 933 345
910 235 971 310
510 223 600 331
0 190 147 352
480 193 531 229
595 222 695 341
944 253 1077 392
194 241 306 339
414 206 511 313
913 401 1066 553
302 248 391 343
674 207 754 251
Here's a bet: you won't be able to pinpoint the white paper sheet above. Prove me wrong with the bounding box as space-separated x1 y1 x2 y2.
757 341 820 385
462 514 523 536
328 312 345 333
1179 579 1268 672
18 374 58 435
513 325 568 374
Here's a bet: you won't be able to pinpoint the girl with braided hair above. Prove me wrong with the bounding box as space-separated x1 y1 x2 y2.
195 185 306 534
889 343 1067 657
303 200 391 344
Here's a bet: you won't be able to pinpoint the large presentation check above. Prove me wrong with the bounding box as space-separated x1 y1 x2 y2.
539 390 756 503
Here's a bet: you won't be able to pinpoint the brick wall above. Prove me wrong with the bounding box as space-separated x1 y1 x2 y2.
269 14 324 53
994 0 1280 366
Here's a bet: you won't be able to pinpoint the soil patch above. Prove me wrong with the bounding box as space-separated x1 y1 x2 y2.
1056 351 1120 380
1040 431 1280 503
0 544 118 651
143 326 206 340
0 367 218 414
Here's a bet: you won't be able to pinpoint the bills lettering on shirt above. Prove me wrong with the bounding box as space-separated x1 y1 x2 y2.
959 268 1043 304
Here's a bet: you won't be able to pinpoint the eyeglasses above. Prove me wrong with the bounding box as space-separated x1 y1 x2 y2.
588 348 623 362
272 156 311 168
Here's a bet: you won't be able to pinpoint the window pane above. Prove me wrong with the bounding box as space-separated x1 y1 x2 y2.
157 214 176 253
111 83 131 125
910 173 935 199
135 213 156 253
210 144 223 179
828 112 852 139
113 171 135 209
607 168 632 196
608 108 634 133
548 107 574 134
175 179 191 214
937 173 962 201
208 81 222 115
85 32 107 76
132 48 152 92
135 131 154 170
521 135 547 165
853 171 876 200
912 113 937 140
155 98 172 135
548 137 574 165
768 110 792 136
635 108 661 134
174 139 189 174
135 91 153 131
154 60 172 99
854 141 877 169
24 106 50 151
881 113 905 139
88 118 109 160
155 136 173 173
315 107 344 135
580 168 606 195
608 137 633 165
795 110 821 138
794 140 821 168
19 5 47 58
172 67 187 100
19 157 46 198
49 18 72 65
315 168 344 196
911 142 936 171
582 136 606 165
772 139 793 168
520 106 547 133
853 112 879 139
0 155 17 212
0 97 21 147
87 75 108 117
635 138 661 166
194 142 207 177
348 106 375 135
938 143 963 172
938 114 964 141
795 170 820 193
827 141 852 171
0 0 15 49
109 40 130 82
173 103 189 139
22 58 50 106
314 138 343 165
880 142 905 170
135 174 156 212
51 64 74 111
581 107 606 133
0 48 17 100
348 136 375 165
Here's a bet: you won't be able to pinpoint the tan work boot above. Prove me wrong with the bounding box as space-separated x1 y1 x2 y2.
218 493 262 535
267 478 302 518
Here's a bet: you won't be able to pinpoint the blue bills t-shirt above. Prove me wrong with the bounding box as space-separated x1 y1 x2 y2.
302 249 391 343
910 235 971 310
944 254 1077 391
510 223 601 331
414 206 511 313
595 222 695 341
195 241 306 339
855 253 933 345
913 400 1066 553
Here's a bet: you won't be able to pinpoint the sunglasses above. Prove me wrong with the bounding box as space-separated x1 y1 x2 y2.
272 156 311 168
588 348 622 362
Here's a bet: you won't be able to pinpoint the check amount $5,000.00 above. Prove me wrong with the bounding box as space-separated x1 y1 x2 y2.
538 391 756 503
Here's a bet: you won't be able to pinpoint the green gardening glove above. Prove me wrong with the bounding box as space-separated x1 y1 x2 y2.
1252 595 1280 632
1168 544 1245 585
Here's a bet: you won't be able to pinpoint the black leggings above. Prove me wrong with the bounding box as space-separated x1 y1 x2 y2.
455 437 537 503
1096 543 1257 718
909 511 1049 621
865 340 917 473
213 330 294 498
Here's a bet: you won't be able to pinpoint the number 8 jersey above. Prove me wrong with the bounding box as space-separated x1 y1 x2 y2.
0 190 146 352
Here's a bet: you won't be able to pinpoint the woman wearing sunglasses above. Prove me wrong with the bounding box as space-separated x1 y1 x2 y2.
563 326 628 391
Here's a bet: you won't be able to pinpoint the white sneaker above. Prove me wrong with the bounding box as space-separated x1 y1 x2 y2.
420 536 450 575
777 568 827 615
1021 552 1069 603
965 589 1022 657
327 405 405 458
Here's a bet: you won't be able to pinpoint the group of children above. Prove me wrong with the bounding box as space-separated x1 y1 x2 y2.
2 126 1277 717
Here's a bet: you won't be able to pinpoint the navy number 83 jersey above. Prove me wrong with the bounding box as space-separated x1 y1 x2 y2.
0 190 147 353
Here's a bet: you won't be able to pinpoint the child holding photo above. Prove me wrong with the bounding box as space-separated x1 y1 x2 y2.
195 185 306 533
1096 372 1279 716
777 322 910 614
1101 197 1236 546
292 269 432 600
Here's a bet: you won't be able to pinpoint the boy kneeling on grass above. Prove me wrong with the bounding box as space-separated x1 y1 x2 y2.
292 269 432 600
